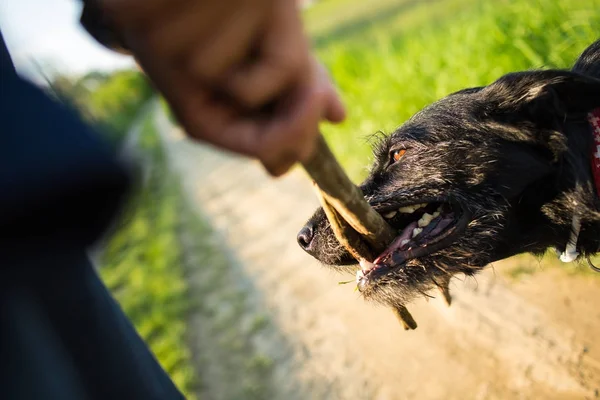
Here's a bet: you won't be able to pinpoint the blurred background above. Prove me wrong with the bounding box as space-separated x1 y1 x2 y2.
2 0 600 399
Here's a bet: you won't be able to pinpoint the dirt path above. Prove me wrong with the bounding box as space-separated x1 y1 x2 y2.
154 106 600 400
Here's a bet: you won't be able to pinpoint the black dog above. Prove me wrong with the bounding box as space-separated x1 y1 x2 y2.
298 40 600 313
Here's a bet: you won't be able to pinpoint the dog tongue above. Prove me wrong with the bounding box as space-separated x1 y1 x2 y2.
428 215 453 236
374 221 418 263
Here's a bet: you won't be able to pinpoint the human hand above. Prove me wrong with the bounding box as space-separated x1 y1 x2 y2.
95 0 346 176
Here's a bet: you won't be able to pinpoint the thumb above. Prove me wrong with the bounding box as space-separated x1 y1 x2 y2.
314 61 346 123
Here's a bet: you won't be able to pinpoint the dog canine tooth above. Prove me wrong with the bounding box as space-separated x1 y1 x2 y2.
383 210 398 219
401 239 410 247
412 227 423 238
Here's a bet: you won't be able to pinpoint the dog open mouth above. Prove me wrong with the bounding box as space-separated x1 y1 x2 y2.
356 200 472 289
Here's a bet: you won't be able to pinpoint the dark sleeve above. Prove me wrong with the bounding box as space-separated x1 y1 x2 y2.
0 66 132 257
79 0 130 54
1 251 185 400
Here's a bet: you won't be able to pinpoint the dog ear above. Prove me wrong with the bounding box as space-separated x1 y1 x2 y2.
491 141 554 200
487 70 600 122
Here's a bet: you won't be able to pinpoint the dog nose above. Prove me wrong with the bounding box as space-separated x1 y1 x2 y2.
297 223 315 251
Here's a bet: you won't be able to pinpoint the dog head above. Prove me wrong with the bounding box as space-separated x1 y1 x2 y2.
298 42 600 310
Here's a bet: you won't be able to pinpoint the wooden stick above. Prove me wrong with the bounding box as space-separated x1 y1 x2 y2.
302 134 417 330
313 185 375 262
394 305 418 331
302 135 396 255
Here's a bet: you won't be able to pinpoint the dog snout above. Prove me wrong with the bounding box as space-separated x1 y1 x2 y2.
297 222 316 252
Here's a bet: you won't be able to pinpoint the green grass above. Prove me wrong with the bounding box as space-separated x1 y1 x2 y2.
306 0 600 180
99 116 198 399
304 0 417 38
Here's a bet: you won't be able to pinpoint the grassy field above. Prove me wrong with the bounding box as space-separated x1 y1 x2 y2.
99 116 198 399
306 0 600 180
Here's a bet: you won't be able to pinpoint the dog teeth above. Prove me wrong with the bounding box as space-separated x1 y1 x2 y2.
401 239 410 247
417 213 434 227
412 227 423 238
432 211 441 218
383 210 398 219
398 203 427 214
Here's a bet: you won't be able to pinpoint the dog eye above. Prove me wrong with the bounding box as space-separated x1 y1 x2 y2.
390 149 407 163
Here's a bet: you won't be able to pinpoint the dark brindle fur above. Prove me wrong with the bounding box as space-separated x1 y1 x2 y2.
297 40 600 311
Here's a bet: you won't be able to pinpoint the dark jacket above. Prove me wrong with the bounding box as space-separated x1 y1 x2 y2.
0 10 184 399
